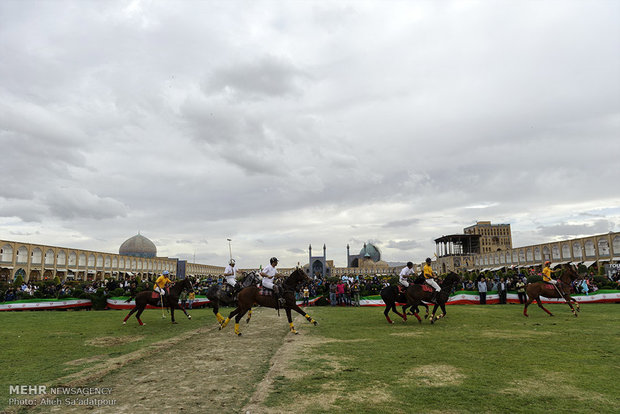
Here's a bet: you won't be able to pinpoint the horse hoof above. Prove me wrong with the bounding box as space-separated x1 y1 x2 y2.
122 322 126 325
313 321 318 326
172 321 178 324
188 315 192 319
236 333 242 336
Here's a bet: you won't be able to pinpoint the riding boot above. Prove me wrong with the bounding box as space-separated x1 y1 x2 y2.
274 285 286 307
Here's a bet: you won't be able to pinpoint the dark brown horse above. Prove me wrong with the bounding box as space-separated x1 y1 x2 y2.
380 283 429 324
404 272 461 324
123 278 194 325
523 264 581 317
220 268 318 336
206 271 261 325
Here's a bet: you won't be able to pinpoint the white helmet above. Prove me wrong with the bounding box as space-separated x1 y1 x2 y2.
229 259 236 265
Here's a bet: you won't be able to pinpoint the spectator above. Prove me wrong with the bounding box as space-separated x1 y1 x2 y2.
179 290 188 309
478 277 487 305
498 278 507 304
515 279 526 304
302 285 310 307
351 282 360 307
329 282 337 306
336 281 345 306
183 289 192 308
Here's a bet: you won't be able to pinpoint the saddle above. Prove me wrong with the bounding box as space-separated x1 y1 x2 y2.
151 287 170 301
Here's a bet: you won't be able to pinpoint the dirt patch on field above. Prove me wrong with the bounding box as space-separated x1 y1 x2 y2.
85 335 145 347
481 330 551 339
407 364 465 387
24 308 302 414
390 331 422 337
64 355 106 367
500 371 608 403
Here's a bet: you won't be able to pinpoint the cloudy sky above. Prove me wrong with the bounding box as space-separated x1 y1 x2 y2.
1 0 619 268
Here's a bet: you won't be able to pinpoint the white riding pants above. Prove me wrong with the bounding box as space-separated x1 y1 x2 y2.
425 278 441 292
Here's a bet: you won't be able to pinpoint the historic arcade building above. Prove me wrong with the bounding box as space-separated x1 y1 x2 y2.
0 234 224 283
434 221 620 274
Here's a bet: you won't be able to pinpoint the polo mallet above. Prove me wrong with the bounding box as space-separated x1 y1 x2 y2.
160 288 166 319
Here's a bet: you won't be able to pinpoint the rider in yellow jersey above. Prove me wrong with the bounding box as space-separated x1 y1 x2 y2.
154 271 172 304
542 261 557 285
423 258 441 300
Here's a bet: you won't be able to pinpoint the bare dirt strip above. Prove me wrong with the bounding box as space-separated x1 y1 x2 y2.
23 308 308 414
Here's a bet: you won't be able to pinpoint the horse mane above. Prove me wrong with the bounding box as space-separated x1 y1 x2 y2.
284 268 307 288
441 272 460 287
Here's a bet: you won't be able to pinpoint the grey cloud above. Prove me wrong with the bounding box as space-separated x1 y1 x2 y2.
45 188 127 221
536 220 614 238
287 247 305 254
382 218 420 228
385 240 421 250
203 55 308 99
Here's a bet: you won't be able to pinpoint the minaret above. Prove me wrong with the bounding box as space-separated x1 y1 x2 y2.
309 244 312 270
347 244 350 267
323 244 326 259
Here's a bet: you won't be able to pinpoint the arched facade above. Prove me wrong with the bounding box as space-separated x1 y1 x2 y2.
0 239 179 282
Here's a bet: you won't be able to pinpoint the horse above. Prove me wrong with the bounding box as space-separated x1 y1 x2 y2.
220 268 318 336
523 264 581 317
123 277 194 325
206 271 262 326
404 272 461 324
380 280 429 324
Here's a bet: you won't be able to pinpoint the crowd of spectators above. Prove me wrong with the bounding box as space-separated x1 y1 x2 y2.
3 265 619 304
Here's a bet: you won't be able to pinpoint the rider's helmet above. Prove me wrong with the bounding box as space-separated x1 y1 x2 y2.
425 257 432 264
270 257 278 265
162 270 169 276
229 258 236 265
545 261 551 266
407 261 413 267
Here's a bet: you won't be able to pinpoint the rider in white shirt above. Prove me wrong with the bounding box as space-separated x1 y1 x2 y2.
260 257 285 306
224 259 237 293
399 262 416 288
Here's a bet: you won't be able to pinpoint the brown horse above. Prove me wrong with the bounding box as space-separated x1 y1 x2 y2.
123 278 194 325
380 283 429 324
404 272 461 324
206 271 262 325
523 264 581 317
220 268 318 336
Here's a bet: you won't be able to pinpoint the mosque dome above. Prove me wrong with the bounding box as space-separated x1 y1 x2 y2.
359 243 381 262
119 234 157 258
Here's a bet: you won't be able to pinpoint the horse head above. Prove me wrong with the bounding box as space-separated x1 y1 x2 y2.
179 277 194 292
285 268 310 289
441 271 461 287
559 264 580 284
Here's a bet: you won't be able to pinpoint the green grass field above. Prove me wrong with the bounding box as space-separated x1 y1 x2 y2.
267 304 620 413
1 304 619 413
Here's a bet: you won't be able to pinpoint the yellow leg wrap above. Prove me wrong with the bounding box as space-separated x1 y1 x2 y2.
221 317 230 328
216 313 224 323
289 322 298 334
234 323 240 335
